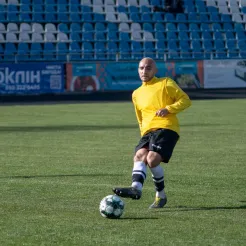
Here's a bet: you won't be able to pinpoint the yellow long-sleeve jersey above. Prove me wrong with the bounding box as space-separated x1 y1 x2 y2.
132 76 191 136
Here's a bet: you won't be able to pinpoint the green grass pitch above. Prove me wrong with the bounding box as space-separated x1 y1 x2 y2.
0 99 245 246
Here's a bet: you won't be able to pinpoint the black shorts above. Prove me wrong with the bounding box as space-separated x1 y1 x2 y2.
135 128 179 163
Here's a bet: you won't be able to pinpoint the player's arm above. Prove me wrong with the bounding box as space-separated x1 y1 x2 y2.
132 92 142 131
165 78 192 114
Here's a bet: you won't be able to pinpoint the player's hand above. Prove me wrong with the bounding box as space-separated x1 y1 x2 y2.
156 108 169 117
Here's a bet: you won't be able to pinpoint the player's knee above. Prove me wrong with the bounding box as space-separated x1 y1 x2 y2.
134 148 148 163
147 151 162 168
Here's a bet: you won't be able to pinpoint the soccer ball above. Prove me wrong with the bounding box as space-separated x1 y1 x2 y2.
99 195 125 219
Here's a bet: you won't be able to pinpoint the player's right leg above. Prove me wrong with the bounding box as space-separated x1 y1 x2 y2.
113 148 148 200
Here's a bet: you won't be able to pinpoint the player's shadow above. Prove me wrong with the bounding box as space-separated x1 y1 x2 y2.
156 205 246 212
120 217 159 220
0 124 138 132
0 173 121 179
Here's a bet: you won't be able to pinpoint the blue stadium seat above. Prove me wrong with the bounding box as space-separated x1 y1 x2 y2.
167 41 178 51
58 13 69 22
118 5 127 13
168 50 179 60
69 4 80 12
143 41 156 58
70 32 81 42
189 23 199 31
95 42 107 60
58 23 69 33
82 42 94 60
132 41 143 59
4 43 17 61
221 14 232 23
108 41 118 60
120 32 130 41
142 13 152 22
20 4 31 12
107 31 118 41
95 23 106 32
70 13 81 22
188 13 199 23
81 6 91 13
17 43 29 61
108 23 118 32
202 31 213 40
83 13 93 22
200 23 211 31
190 31 201 40
83 23 94 32
214 31 224 40
57 43 69 61
156 40 166 59
45 13 57 22
166 23 176 31
155 31 165 40
212 23 222 31
119 41 131 60
200 13 209 22
44 43 56 61
141 6 151 13
207 6 218 13
225 31 235 40
165 13 175 22
82 32 94 41
176 13 187 22
153 12 164 22
30 43 42 60
210 13 220 22
177 23 188 31
129 6 139 13
167 31 178 40
130 13 141 22
155 23 165 32
95 32 106 41
223 23 233 31
71 23 81 33
94 13 105 22
7 12 19 22
20 13 32 22
70 42 81 61
45 4 56 12
143 23 153 32
179 31 189 41
33 5 44 13
57 4 68 13
236 30 246 40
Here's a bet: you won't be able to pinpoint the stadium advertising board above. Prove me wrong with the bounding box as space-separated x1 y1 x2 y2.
0 63 64 94
204 60 246 88
66 61 204 92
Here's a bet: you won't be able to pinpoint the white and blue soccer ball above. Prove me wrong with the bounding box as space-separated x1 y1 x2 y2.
99 195 125 219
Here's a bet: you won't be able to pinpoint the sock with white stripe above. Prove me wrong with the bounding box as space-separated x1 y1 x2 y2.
150 165 166 199
131 161 147 191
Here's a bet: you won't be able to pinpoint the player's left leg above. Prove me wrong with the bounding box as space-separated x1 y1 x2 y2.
147 152 167 208
148 129 179 208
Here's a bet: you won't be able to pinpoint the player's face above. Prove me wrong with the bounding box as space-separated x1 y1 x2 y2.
138 59 157 82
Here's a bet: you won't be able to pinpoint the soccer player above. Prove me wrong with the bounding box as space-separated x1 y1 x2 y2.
113 57 192 208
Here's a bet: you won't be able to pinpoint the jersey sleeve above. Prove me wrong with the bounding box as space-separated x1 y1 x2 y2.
165 78 192 114
132 91 142 131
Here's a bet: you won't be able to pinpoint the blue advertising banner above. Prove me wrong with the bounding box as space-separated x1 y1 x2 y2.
66 61 204 92
0 63 64 94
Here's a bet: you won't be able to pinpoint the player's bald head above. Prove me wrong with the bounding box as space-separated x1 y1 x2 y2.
139 57 157 68
138 57 157 82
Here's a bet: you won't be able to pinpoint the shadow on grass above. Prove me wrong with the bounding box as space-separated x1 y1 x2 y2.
0 125 137 132
120 217 159 220
157 205 246 212
0 173 121 179
0 123 229 132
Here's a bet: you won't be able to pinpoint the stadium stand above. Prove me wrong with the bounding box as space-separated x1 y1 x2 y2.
0 0 246 61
